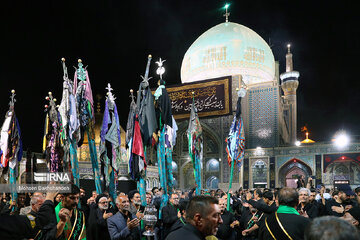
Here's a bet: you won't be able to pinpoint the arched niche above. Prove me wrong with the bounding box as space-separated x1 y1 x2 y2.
279 158 312 187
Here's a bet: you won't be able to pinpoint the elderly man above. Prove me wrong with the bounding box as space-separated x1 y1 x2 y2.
297 188 319 218
55 184 86 240
107 195 141 240
166 195 223 240
87 193 113 240
259 187 310 240
20 192 44 215
29 193 45 214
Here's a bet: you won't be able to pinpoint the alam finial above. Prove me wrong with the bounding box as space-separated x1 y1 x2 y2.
287 43 291 53
155 58 166 80
223 3 230 23
140 54 153 83
106 83 116 103
9 89 16 109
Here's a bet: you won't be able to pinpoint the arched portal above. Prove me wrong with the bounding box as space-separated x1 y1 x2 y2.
180 160 196 189
279 159 312 188
323 160 360 185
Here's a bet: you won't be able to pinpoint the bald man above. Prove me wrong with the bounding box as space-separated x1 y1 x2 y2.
107 195 141 240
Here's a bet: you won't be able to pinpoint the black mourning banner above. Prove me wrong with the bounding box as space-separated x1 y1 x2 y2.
165 76 232 119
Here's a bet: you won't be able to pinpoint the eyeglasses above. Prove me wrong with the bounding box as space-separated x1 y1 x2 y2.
99 201 109 204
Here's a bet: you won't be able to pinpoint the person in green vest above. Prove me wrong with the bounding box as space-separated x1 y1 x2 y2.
55 184 86 240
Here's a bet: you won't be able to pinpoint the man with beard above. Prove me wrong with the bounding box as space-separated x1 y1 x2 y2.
310 188 327 216
79 187 91 227
128 190 143 219
87 194 113 240
342 206 360 230
162 193 181 238
216 198 237 240
56 184 86 240
355 187 360 206
326 189 347 216
1 193 26 215
297 188 318 218
259 188 310 240
165 195 223 240
107 195 141 240
19 192 44 216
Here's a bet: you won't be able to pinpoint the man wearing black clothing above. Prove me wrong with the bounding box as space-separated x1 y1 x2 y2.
0 191 58 240
0 193 26 215
216 198 237 240
259 187 310 240
169 199 188 234
79 187 90 226
246 190 277 215
297 188 318 218
254 189 264 205
87 194 113 240
166 196 223 240
162 193 180 239
107 195 141 240
239 203 264 239
326 189 346 217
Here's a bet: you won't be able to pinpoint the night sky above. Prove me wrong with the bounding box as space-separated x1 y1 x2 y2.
1 0 359 153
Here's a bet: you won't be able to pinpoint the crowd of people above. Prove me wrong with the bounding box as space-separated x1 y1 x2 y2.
1 178 360 240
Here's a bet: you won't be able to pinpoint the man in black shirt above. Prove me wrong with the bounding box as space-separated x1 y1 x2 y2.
166 196 223 240
297 188 318 218
169 199 188 234
246 190 277 215
162 193 180 239
216 197 237 240
326 189 346 216
259 187 310 240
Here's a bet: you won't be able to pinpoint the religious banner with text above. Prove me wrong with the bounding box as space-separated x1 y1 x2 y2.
164 76 232 119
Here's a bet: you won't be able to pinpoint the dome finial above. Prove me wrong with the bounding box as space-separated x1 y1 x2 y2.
287 43 291 53
223 3 230 23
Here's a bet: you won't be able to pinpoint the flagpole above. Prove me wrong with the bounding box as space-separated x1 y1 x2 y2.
226 87 246 210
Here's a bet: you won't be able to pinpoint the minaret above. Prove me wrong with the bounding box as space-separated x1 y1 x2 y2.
280 44 299 144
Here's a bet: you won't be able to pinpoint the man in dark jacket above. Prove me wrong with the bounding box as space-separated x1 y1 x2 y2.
165 195 223 240
326 189 346 217
246 190 277 215
162 193 180 238
107 195 141 240
216 197 237 240
87 194 113 240
169 199 188 234
259 187 310 240
0 191 58 240
297 188 318 218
